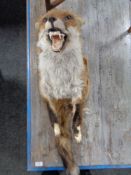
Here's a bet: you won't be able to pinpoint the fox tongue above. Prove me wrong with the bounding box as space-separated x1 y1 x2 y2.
51 35 63 51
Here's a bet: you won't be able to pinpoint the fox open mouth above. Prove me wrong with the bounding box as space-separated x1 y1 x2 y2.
48 29 67 52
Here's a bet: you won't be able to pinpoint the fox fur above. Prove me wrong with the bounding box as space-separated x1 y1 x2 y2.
36 9 89 175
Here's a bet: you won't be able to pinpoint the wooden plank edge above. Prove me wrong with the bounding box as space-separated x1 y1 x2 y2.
27 0 32 171
27 165 131 171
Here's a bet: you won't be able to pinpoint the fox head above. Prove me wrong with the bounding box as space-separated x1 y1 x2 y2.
36 9 84 52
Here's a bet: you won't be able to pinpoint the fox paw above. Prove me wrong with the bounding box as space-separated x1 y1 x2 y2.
54 123 60 136
74 126 82 143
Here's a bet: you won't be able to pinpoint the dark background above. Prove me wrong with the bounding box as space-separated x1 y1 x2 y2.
0 1 131 175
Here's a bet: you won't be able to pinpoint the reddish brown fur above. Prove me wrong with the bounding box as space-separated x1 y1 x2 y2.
35 9 84 32
45 57 89 174
36 9 89 175
39 57 89 175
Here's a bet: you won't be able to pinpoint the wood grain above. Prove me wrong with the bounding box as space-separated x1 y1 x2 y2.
29 0 131 168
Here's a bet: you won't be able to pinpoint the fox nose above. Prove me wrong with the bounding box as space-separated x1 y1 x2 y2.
48 17 56 23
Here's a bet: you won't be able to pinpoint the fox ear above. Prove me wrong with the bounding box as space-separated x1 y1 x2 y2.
35 21 40 30
77 16 85 27
35 15 43 30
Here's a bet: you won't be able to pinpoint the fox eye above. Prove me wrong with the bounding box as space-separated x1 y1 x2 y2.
64 15 73 21
43 17 48 23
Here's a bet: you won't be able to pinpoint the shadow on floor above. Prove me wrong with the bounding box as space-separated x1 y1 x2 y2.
0 71 28 174
41 169 91 175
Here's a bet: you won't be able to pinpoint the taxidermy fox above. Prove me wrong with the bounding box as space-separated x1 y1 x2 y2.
36 9 89 175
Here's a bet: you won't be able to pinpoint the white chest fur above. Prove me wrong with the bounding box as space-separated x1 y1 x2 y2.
38 28 84 100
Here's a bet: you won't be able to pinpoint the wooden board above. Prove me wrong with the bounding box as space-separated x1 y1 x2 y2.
27 0 131 171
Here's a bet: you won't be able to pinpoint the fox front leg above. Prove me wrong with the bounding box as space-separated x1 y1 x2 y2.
47 104 60 136
72 104 82 143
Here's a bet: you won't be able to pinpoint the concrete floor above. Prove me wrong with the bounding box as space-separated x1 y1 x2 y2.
0 0 131 175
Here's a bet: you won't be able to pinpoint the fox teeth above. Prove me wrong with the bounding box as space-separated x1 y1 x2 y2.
49 31 65 39
59 34 61 39
49 33 53 38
